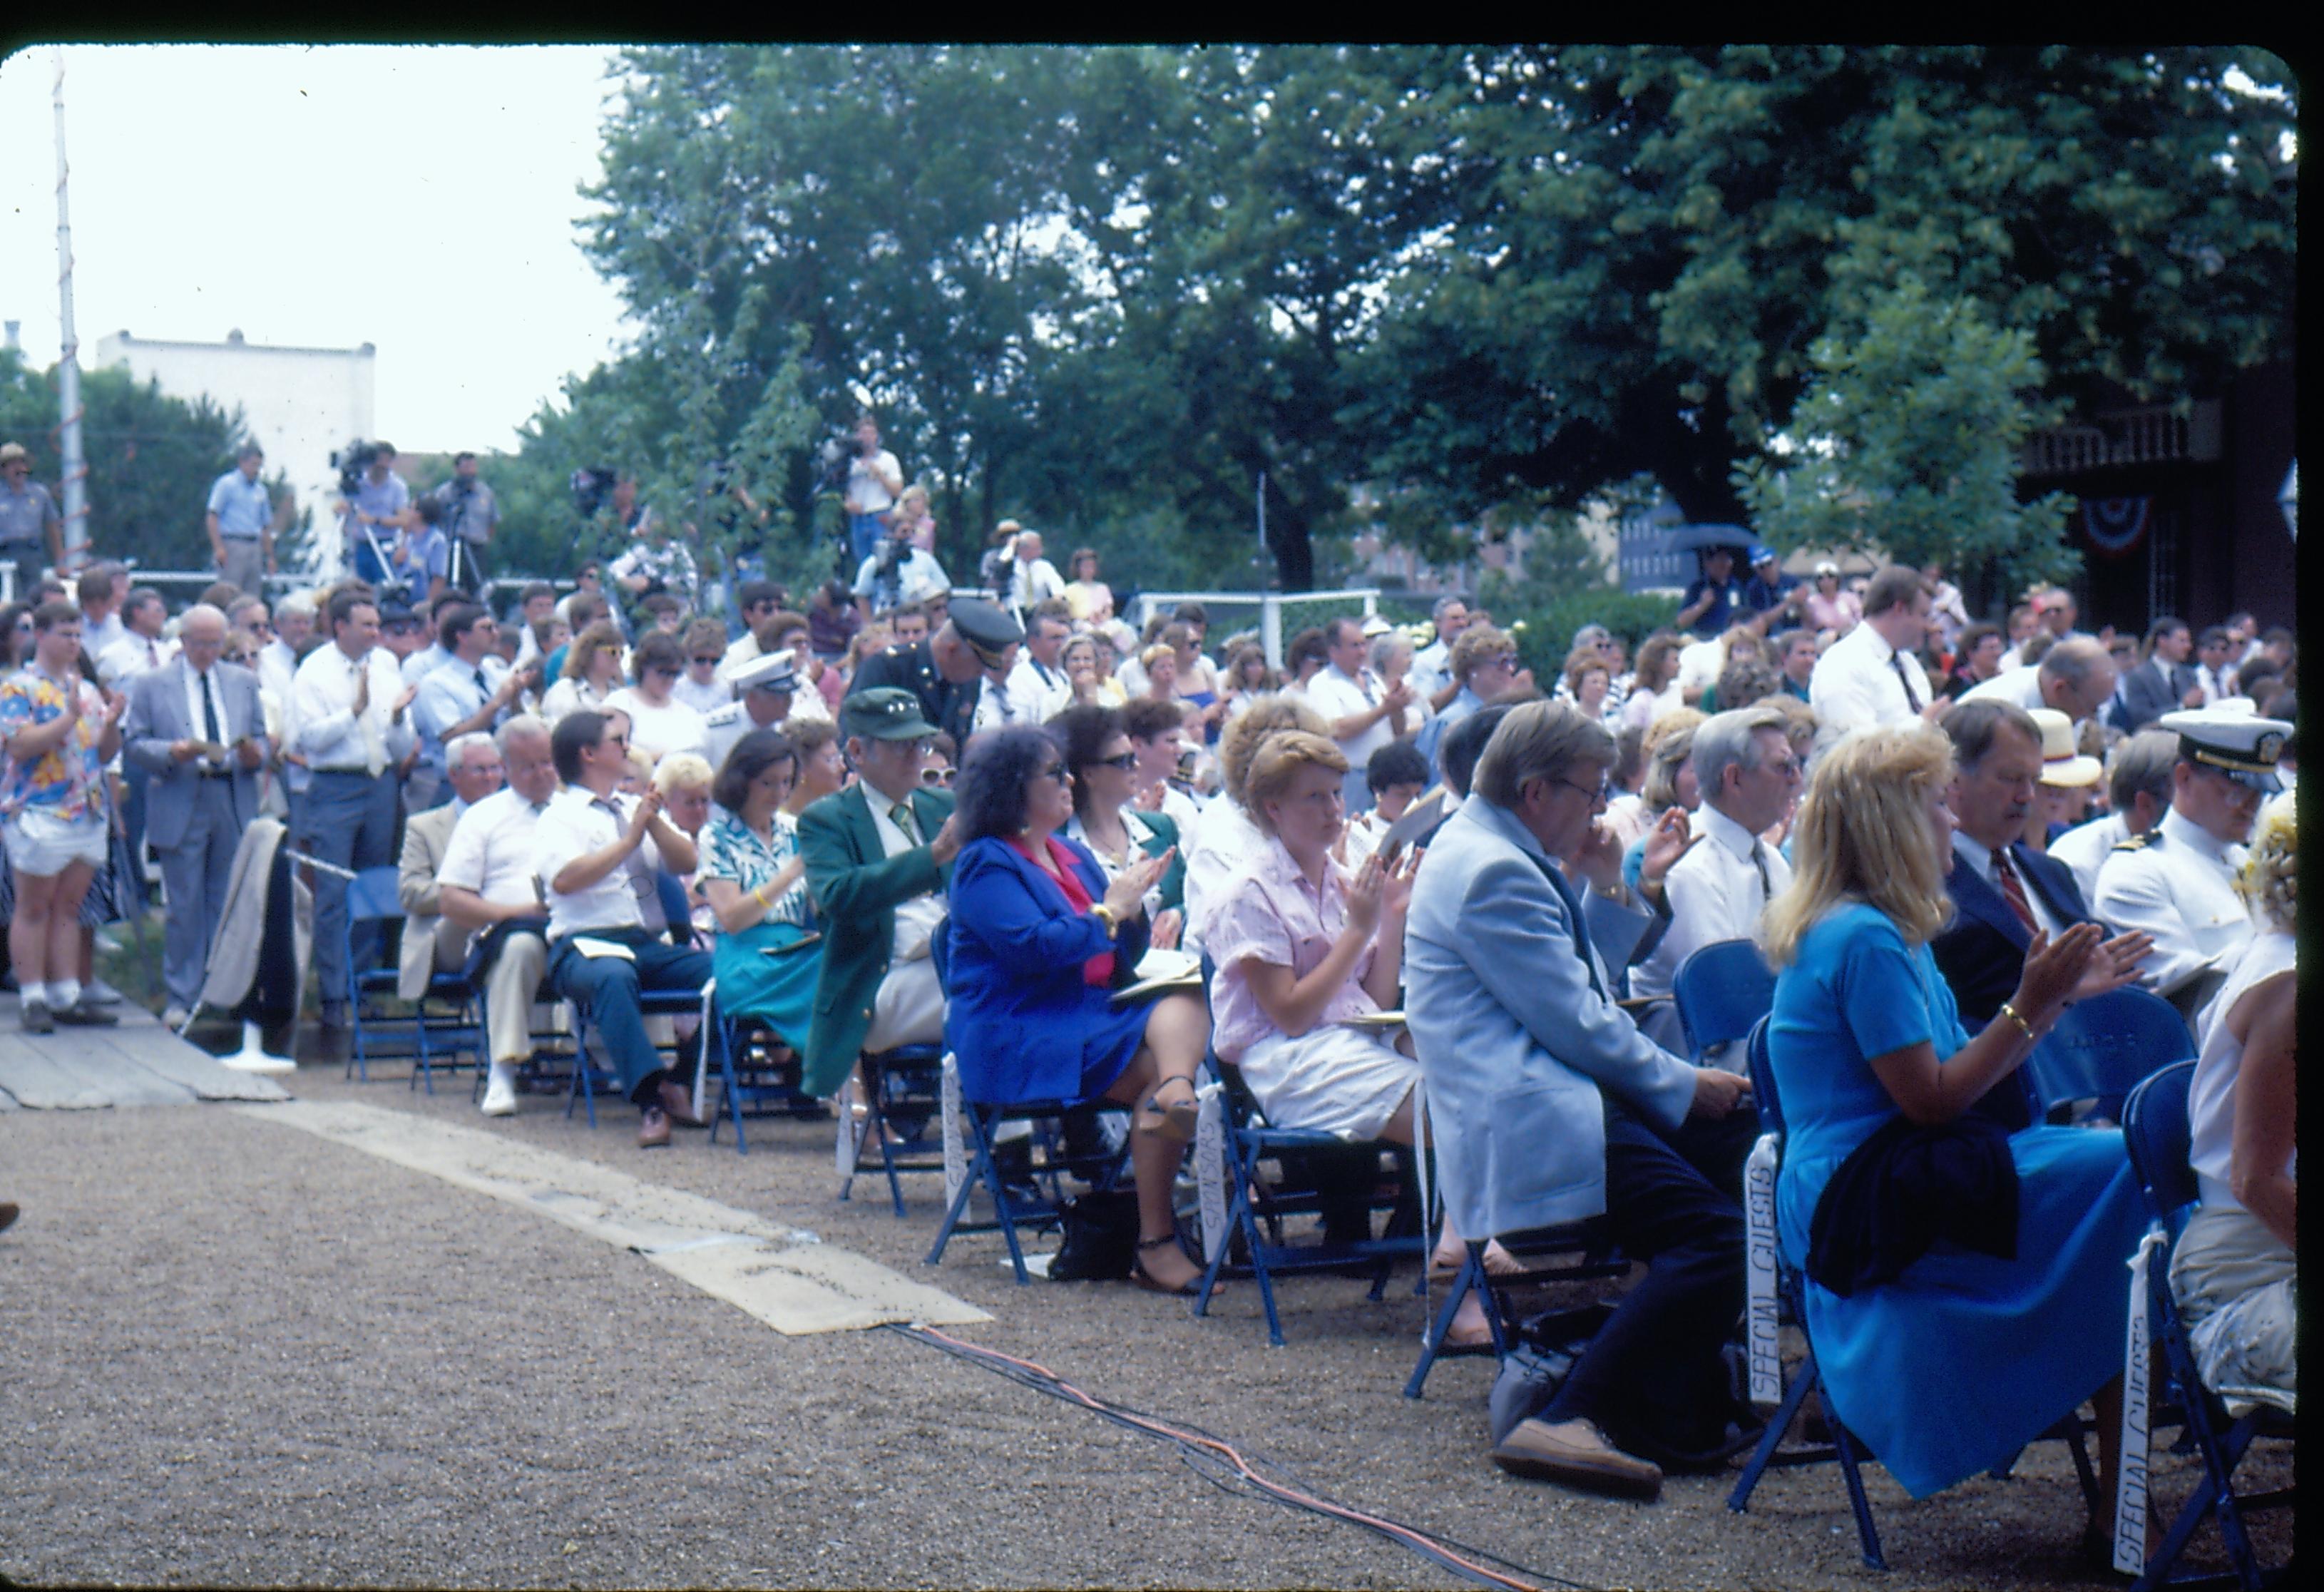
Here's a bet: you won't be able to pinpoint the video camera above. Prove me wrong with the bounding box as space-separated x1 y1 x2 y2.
812 431 853 497
571 466 618 519
332 439 383 498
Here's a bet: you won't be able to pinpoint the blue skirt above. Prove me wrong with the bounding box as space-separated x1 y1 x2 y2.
1800 1125 2148 1498
711 919 821 1048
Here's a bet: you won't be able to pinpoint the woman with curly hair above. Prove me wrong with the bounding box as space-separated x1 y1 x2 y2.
943 725 1212 1294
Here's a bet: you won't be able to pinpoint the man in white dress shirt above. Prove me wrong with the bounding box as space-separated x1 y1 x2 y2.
1306 616 1414 815
1627 706 1798 1038
1806 564 1939 757
93 588 176 688
412 601 528 815
1407 595 1472 713
2094 708 2290 1024
292 588 419 1041
438 715 561 1117
534 708 710 1147
996 604 1076 726
1000 529 1065 618
1959 635 2117 729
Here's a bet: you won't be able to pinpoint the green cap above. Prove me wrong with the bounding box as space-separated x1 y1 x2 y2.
841 687 938 742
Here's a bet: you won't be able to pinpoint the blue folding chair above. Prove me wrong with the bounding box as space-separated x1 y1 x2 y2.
1403 1220 1624 1399
836 917 951 1213
342 866 481 1087
2119 1063 2293 1592
707 1014 829 1155
1192 1053 1426 1347
1672 938 1776 1061
923 919 1131 1284
2029 987 2195 1123
563 873 715 1128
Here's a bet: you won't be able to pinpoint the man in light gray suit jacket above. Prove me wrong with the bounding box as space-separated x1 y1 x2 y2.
396 732 504 999
123 605 269 1021
1404 700 1756 1501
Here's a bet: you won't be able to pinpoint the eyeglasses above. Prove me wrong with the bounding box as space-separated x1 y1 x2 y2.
921 766 955 787
1761 757 1803 782
647 665 681 678
1554 775 1611 804
690 655 722 667
1033 762 1070 783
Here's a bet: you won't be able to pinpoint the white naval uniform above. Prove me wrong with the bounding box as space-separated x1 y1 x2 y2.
2092 806 2253 1022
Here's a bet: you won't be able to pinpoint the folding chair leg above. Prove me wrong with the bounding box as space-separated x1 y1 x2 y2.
1728 1352 1824 1512
710 1017 747 1155
2138 1412 2270 1592
1404 1247 1486 1399
1192 1175 1251 1324
1831 1419 1888 1571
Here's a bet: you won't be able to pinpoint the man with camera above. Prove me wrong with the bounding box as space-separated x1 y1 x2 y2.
843 414 904 568
429 451 499 594
852 516 951 623
341 442 411 586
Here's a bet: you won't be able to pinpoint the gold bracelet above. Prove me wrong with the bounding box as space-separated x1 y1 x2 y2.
1091 903 1119 937
1997 1001 2037 1044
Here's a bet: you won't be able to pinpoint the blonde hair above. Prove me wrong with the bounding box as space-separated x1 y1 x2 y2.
2238 802 2295 933
652 750 713 795
1243 730 1350 835
1450 624 1515 686
1219 693 1331 806
1473 700 1613 809
1762 723 1955 967
1639 708 1707 812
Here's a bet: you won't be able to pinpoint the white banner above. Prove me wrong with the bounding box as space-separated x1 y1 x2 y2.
1195 1082 1228 1264
1743 1132 1783 1407
2114 1227 2166 1576
940 1053 966 1210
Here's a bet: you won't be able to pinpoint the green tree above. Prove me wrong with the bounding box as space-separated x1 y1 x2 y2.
0 349 269 576
1736 279 2077 601
1350 46 2298 531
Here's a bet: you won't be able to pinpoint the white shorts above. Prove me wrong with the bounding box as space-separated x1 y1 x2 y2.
1232 1024 1419 1142
3 807 110 877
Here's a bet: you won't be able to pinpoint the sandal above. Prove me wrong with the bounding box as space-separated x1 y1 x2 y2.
1135 1076 1202 1143
1130 1233 1205 1297
1425 1239 1527 1287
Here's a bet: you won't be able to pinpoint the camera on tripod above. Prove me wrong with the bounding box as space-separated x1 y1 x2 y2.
571 466 618 519
332 439 382 497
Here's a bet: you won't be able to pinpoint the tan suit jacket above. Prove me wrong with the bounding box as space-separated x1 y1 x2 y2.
396 801 471 999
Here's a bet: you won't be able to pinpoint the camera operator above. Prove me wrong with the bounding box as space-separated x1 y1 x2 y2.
608 486 699 615
853 516 951 624
429 451 499 594
341 442 412 584
843 413 904 568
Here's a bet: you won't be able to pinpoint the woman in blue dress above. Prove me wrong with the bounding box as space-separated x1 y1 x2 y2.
695 730 821 1051
1761 722 2150 1524
946 725 1214 1294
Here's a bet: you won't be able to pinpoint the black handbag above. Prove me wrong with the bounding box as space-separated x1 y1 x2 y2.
1047 1188 1140 1281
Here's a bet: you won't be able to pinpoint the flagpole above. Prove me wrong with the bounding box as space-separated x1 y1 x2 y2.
52 49 91 571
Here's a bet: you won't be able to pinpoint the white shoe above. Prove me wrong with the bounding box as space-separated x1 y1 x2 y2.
84 978 125 1006
480 1074 519 1117
160 1005 192 1029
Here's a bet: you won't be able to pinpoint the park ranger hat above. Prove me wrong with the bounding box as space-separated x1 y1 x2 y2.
947 595 1024 668
730 651 798 696
2157 707 2293 795
2028 708 2101 788
841 687 938 743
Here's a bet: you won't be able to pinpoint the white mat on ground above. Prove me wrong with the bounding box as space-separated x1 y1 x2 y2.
239 1099 988 1334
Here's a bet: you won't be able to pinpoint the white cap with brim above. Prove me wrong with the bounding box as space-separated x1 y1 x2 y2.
730 652 799 695
2157 707 2294 795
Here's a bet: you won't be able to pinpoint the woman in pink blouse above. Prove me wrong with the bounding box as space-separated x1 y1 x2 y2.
1207 728 1499 1340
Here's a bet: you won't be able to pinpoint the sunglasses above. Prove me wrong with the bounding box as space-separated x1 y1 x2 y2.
690 655 722 667
1092 751 1140 771
920 766 954 787
647 665 681 678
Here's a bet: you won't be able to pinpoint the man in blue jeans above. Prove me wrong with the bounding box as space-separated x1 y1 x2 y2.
533 709 710 1147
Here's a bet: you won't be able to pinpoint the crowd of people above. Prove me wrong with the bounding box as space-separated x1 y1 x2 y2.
0 428 2299 1532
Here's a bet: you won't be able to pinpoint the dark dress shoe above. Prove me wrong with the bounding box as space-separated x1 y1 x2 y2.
20 1001 55 1035
638 1104 672 1148
657 1079 706 1128
55 1000 120 1026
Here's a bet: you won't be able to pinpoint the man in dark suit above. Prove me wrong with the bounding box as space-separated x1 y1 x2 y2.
846 596 1021 750
122 603 270 1024
1933 700 2150 1123
795 688 960 1099
2114 615 2202 733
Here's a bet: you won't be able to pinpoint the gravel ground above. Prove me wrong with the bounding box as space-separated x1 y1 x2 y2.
0 1057 2293 1590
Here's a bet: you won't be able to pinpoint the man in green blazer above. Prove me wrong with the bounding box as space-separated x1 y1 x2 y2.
797 688 961 1097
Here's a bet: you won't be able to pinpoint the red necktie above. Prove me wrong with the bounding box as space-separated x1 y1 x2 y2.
1992 849 2038 935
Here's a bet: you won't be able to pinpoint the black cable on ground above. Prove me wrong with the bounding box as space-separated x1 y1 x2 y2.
880 1320 1599 1592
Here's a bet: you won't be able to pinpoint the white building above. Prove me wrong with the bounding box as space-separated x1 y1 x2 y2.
95 328 376 574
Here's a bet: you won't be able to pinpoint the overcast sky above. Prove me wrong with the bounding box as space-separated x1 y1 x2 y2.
0 44 632 456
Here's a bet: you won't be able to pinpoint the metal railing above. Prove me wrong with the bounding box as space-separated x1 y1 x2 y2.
1125 588 1381 670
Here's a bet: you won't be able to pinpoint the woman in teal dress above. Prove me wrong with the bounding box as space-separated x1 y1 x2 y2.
1761 723 2151 1520
697 729 821 1048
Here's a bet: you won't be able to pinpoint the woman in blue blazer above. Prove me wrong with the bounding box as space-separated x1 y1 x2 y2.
946 724 1212 1294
